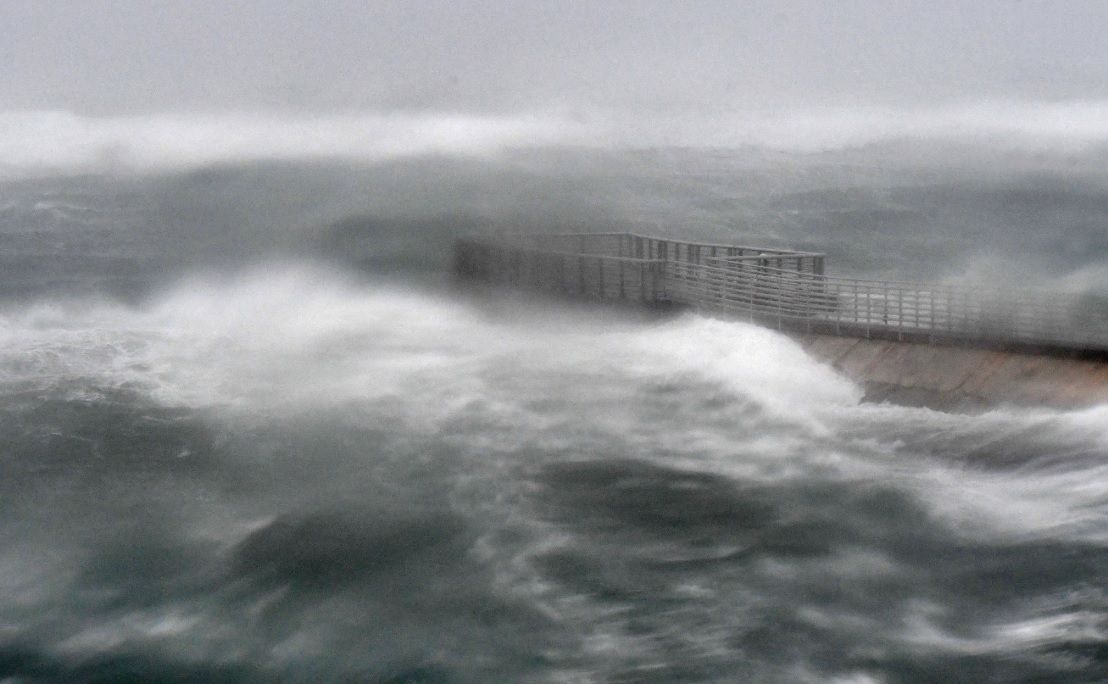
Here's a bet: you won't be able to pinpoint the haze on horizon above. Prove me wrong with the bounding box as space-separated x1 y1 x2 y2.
4 1 1108 172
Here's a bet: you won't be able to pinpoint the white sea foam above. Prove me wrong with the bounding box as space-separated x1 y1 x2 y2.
621 314 861 426
1 264 1105 680
808 402 1108 550
1 266 1104 550
0 267 856 422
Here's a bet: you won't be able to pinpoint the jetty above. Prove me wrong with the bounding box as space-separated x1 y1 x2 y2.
455 232 1108 409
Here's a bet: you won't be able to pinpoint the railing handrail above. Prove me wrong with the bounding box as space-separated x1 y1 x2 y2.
479 231 825 258
620 231 826 257
455 237 665 265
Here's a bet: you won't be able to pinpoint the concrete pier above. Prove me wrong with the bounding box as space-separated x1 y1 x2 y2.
455 231 1108 410
794 333 1108 410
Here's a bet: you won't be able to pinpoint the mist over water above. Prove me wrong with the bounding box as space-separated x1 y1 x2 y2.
1 132 1107 682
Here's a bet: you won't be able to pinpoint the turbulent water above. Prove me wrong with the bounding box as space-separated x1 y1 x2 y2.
1 151 1107 682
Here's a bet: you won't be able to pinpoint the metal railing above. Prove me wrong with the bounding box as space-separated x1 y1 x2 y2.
454 237 665 302
667 258 1108 350
456 232 1108 352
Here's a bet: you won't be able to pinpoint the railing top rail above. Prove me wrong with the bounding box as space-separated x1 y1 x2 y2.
457 239 665 265
708 253 825 262
498 231 631 239
466 231 824 257
620 231 824 256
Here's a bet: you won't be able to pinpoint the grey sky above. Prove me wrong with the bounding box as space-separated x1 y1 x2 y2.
5 1 1108 115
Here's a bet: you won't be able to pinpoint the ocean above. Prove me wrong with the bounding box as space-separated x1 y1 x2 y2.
1 147 1106 682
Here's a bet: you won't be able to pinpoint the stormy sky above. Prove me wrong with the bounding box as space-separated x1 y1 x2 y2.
4 1 1108 171
5 0 1108 115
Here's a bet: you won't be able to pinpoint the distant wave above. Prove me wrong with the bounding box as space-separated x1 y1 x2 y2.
613 100 1108 152
0 110 590 175
4 101 1108 176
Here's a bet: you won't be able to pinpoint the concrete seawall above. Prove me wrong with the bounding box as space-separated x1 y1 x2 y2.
793 333 1108 411
454 233 1108 411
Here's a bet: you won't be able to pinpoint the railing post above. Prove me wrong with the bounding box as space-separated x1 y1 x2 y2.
929 290 935 344
776 272 783 329
748 259 756 315
853 282 859 327
897 286 903 340
882 283 889 328
865 283 871 338
835 282 841 334
946 290 953 337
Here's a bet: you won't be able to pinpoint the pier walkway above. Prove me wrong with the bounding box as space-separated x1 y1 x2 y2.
455 232 1108 355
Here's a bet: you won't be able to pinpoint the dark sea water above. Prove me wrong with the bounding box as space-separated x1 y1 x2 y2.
1 150 1106 683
